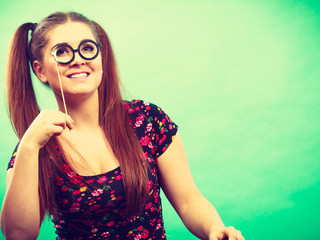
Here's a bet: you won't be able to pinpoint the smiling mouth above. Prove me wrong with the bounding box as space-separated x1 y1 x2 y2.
67 72 89 79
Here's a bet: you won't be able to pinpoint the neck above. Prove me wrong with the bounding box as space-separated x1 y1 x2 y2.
56 90 100 130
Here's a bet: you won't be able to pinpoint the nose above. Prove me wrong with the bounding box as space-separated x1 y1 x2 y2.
71 50 85 65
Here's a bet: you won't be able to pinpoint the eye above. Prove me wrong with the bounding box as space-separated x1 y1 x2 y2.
55 46 71 56
81 44 95 52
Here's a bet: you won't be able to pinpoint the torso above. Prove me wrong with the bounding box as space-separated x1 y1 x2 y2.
7 100 178 240
59 126 119 176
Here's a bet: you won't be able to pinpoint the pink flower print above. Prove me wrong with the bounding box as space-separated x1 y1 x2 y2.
160 127 166 134
156 223 162 230
115 175 122 180
141 229 149 238
140 135 151 146
158 135 166 145
146 123 152 132
60 164 72 173
53 223 61 228
135 114 144 127
67 172 83 184
137 225 143 231
134 235 142 240
153 192 159 203
106 220 114 226
147 180 153 191
73 190 81 195
145 202 152 210
92 189 103 196
62 186 69 192
146 105 151 111
97 176 107 183
55 176 64 186
148 142 153 149
101 232 110 237
169 124 173 130
10 158 16 166
69 203 80 213
86 178 94 184
143 101 150 106
89 204 100 211
62 199 69 205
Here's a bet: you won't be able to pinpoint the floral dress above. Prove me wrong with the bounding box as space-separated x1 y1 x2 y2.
7 100 178 240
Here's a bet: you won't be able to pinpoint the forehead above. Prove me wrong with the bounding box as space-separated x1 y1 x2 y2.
47 22 96 47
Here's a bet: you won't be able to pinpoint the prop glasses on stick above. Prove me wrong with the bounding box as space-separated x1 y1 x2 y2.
50 40 101 114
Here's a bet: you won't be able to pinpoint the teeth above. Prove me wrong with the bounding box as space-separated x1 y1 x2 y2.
69 73 88 78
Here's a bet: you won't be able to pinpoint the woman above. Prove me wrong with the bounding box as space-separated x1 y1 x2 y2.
0 12 244 240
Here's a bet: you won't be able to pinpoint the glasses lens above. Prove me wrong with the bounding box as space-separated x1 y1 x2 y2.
54 45 73 64
79 41 99 60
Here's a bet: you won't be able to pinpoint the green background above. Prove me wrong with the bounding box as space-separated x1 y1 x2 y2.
1 0 320 239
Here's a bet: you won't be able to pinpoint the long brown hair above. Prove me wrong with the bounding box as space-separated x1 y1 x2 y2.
6 12 148 221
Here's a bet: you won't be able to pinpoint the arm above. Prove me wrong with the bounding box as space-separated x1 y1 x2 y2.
1 144 41 240
0 110 74 240
157 132 244 240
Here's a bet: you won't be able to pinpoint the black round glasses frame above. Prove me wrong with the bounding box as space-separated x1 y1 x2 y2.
50 39 101 65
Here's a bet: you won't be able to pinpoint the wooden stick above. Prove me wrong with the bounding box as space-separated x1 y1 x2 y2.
55 62 68 115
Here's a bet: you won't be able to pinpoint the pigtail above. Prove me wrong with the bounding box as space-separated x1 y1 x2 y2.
93 21 149 217
6 23 40 140
6 23 56 222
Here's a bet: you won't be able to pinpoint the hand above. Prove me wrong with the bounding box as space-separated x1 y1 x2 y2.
209 226 244 240
21 109 74 149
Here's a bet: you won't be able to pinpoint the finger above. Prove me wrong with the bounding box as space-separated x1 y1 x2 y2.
224 227 237 240
51 125 65 136
53 113 73 130
65 115 75 130
236 230 245 240
209 234 218 240
209 232 225 240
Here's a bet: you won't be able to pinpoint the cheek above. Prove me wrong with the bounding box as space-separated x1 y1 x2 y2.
45 62 65 90
43 58 59 78
93 57 103 77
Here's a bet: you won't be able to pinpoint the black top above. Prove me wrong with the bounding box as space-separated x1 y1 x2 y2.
8 100 178 239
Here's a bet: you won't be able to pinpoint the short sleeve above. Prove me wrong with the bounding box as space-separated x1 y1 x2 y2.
7 143 19 170
127 100 178 158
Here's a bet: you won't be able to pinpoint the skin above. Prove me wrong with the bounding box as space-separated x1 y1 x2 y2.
1 21 245 240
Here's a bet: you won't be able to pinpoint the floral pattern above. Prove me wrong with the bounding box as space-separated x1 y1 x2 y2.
7 100 178 239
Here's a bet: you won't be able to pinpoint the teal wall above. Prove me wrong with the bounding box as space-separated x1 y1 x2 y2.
1 0 320 239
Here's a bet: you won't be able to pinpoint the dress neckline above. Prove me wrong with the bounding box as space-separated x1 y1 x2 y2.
78 166 121 178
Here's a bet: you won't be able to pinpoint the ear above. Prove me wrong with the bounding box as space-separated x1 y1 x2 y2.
33 60 48 83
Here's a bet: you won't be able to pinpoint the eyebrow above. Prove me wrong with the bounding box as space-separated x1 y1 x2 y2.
50 39 95 51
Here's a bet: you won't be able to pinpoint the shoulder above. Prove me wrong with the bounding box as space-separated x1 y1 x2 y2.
125 99 178 158
125 99 154 113
125 99 171 120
